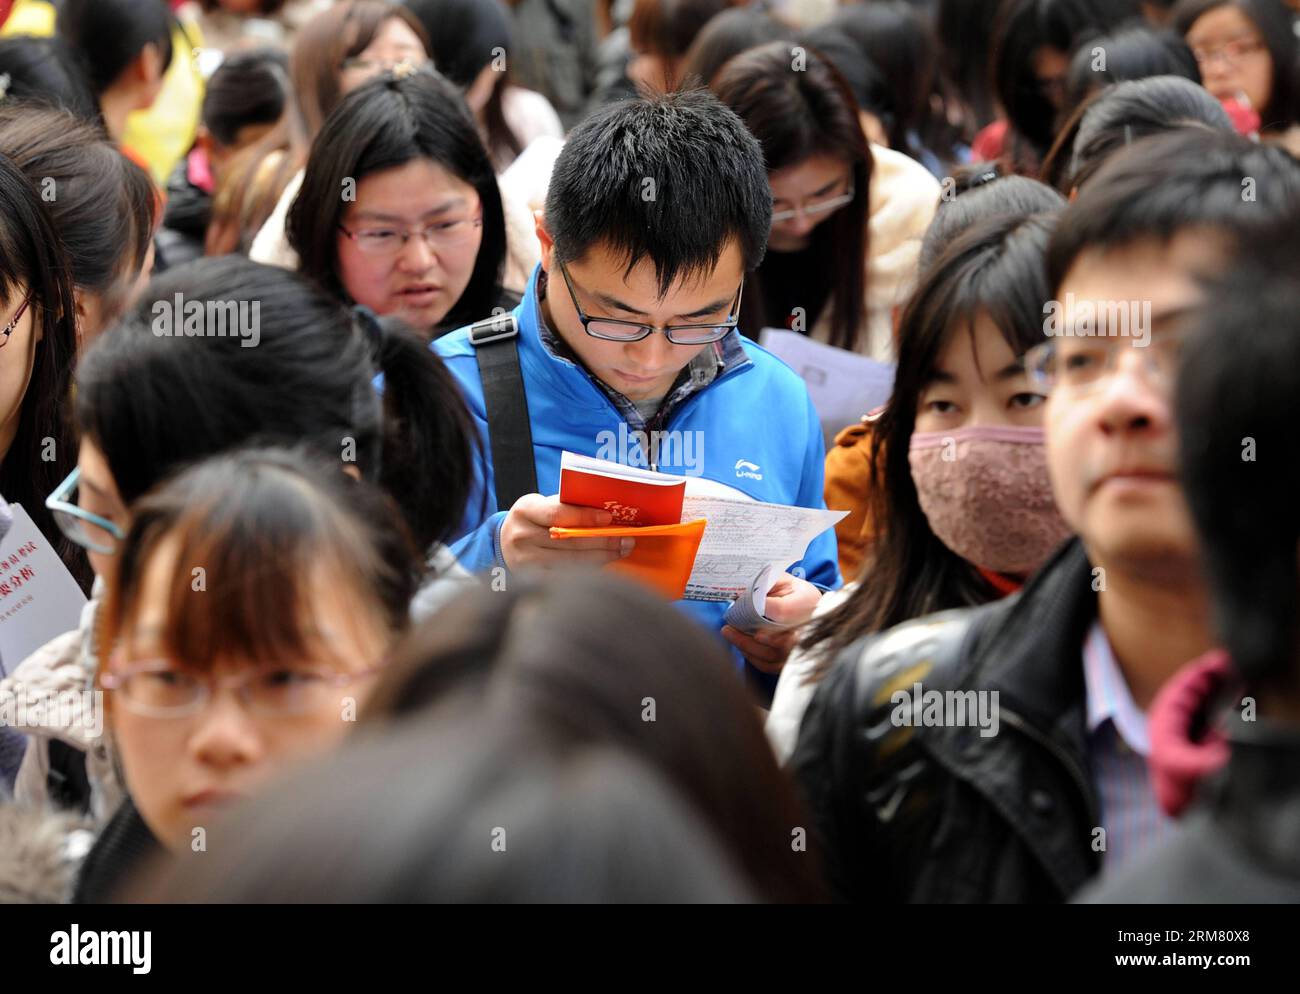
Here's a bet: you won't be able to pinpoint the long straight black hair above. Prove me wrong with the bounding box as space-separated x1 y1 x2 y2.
404 0 524 170
0 153 86 590
75 256 478 554
801 213 1060 666
712 42 871 353
287 69 506 336
992 0 1144 163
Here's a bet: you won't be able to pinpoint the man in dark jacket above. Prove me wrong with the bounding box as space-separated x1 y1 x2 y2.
790 129 1300 902
1080 215 1300 903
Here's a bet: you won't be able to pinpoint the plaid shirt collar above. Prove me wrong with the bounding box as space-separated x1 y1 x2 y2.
533 269 748 431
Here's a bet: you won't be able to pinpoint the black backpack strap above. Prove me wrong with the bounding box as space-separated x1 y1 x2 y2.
469 313 537 511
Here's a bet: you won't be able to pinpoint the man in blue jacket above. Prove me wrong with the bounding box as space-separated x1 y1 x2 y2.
435 89 840 682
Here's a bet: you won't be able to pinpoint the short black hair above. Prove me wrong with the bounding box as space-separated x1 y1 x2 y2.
921 173 1066 271
821 1 936 148
201 48 291 147
1043 73 1233 191
0 37 101 126
1046 127 1300 291
1176 214 1300 688
543 88 771 297
57 0 175 95
1062 22 1199 112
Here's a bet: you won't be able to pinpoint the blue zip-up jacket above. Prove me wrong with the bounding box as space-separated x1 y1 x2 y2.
435 267 842 675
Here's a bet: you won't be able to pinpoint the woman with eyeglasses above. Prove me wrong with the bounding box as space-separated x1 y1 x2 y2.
1174 0 1300 150
712 42 939 360
768 213 1073 763
0 152 86 596
288 68 513 340
69 447 421 903
1 255 476 825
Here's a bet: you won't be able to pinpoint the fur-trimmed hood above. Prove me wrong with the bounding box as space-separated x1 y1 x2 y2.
0 801 93 904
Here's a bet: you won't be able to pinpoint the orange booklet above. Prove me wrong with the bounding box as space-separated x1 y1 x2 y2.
550 518 707 600
553 452 700 599
558 451 685 526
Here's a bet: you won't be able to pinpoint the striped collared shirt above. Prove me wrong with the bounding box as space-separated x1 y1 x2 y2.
1082 621 1176 874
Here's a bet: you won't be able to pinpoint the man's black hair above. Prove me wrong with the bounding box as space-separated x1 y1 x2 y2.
543 88 771 297
1046 127 1300 290
1176 214 1300 689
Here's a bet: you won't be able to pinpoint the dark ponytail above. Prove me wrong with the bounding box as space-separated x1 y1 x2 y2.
357 306 480 550
75 256 477 555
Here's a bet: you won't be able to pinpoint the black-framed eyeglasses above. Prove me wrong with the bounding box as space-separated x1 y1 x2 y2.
1 293 31 349
556 262 744 346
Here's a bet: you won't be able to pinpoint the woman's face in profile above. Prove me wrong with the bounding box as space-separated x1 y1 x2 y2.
336 158 484 334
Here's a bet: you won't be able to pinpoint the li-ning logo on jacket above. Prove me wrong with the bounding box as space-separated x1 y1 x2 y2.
734 459 763 481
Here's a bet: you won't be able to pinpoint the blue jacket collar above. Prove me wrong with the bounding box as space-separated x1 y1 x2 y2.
515 265 752 419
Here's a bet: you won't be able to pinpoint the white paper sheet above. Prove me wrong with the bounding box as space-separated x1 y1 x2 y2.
759 328 896 445
722 564 791 633
681 495 846 602
0 504 88 678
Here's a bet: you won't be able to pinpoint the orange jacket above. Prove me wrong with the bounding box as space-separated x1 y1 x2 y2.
823 417 878 582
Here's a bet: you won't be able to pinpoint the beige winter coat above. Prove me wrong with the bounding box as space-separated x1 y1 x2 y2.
0 580 123 828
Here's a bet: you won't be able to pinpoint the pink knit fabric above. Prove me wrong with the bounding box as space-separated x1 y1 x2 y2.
1147 650 1234 818
908 425 1073 575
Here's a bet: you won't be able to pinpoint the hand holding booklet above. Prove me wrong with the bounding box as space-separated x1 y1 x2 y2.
551 452 846 618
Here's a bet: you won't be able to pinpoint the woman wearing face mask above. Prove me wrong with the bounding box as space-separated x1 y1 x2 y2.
70 448 421 903
288 69 512 340
767 213 1073 762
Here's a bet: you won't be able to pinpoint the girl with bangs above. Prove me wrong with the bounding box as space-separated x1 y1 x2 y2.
73 448 419 903
0 256 476 825
767 213 1075 763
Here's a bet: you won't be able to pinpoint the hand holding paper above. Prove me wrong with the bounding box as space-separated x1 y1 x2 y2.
548 452 846 607
721 570 824 674
500 493 635 571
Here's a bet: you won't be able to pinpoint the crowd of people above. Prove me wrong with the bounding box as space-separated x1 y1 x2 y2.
0 0 1297 906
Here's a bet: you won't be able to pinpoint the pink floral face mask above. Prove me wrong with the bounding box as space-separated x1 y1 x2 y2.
908 424 1073 577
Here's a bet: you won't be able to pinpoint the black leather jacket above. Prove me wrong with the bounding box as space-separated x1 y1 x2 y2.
791 539 1105 902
